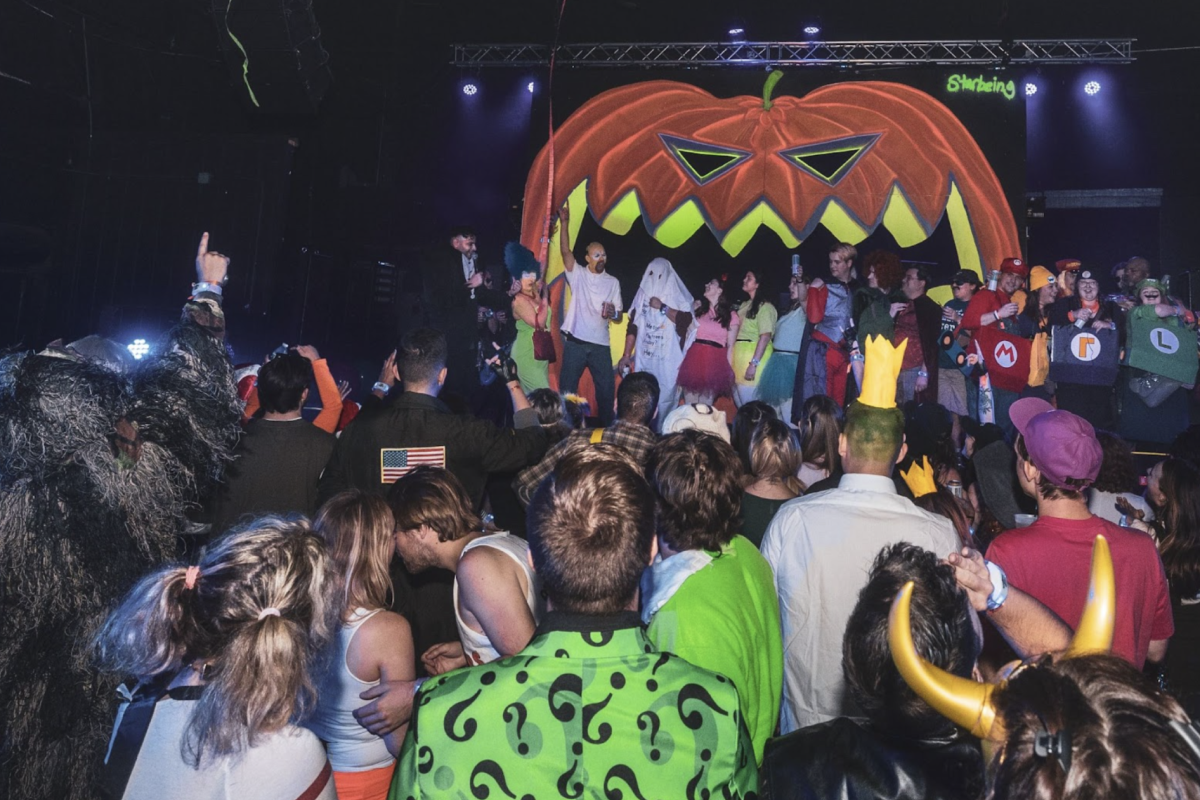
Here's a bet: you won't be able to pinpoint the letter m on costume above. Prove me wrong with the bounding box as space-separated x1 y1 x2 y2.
380 447 446 484
974 327 1032 393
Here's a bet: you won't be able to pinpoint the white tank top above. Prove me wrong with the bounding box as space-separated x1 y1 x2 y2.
307 608 394 772
454 533 541 664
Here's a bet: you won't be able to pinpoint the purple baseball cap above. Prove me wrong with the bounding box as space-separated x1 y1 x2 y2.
1009 397 1103 490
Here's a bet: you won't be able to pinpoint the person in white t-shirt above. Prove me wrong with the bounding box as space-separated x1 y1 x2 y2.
558 204 623 425
93 518 339 800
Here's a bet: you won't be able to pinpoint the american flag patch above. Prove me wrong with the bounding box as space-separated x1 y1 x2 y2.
380 447 446 484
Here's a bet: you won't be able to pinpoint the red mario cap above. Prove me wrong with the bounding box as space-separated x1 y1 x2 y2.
999 257 1028 277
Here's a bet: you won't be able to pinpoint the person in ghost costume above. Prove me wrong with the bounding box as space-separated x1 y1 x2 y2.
617 258 694 427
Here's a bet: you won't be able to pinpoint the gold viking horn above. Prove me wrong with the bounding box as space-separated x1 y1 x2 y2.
887 535 1115 741
888 581 999 739
1067 534 1115 656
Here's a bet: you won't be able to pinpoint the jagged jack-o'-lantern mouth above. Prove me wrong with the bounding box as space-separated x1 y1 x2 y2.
523 74 1020 289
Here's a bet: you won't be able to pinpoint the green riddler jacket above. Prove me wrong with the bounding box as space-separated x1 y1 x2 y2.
389 611 759 800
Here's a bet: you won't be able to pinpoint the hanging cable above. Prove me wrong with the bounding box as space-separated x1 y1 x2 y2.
224 0 260 107
537 0 569 267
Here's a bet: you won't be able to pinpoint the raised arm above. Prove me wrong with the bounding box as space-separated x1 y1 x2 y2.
294 345 343 433
486 351 532 414
131 232 241 495
947 547 1071 657
558 205 577 273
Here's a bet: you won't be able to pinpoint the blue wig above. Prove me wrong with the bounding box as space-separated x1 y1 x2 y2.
504 241 541 281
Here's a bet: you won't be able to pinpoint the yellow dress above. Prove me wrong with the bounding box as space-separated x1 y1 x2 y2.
732 300 777 388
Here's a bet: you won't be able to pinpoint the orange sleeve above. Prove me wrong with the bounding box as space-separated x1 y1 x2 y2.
242 385 260 421
311 359 343 434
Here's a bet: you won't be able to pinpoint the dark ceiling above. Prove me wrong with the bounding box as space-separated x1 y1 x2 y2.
2 0 1196 348
6 0 1193 132
49 0 1194 53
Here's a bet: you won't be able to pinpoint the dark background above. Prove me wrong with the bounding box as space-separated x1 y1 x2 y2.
2 0 1196 367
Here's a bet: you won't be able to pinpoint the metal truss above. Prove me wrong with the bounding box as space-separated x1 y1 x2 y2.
452 40 1134 68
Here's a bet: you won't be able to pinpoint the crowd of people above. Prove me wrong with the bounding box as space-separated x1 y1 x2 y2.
2 226 1200 800
423 222 1197 449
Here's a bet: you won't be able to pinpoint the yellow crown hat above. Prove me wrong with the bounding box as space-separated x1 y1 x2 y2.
900 456 938 499
858 335 908 409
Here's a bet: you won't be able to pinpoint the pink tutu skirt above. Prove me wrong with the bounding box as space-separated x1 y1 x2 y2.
676 340 736 397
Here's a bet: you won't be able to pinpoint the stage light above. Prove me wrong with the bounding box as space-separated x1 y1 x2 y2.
527 81 535 93
1084 81 1101 96
463 83 478 96
728 27 746 42
1025 82 1037 96
127 339 150 360
803 25 821 35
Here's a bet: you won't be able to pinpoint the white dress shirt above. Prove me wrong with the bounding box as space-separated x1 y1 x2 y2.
760 473 961 733
462 253 477 299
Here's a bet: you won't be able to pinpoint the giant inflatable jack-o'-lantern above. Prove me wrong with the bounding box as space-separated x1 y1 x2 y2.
522 72 1020 403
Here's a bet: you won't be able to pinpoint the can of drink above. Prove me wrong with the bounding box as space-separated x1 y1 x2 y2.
791 254 801 276
987 271 999 291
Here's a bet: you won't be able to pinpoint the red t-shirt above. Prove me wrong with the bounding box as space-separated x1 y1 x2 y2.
986 515 1174 668
958 288 1010 337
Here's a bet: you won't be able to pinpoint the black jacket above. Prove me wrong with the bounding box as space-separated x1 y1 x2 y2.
912 294 944 405
317 391 548 508
761 717 984 800
212 419 335 534
421 245 476 316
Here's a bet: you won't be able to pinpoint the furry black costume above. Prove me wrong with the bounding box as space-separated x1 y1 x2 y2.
0 292 239 800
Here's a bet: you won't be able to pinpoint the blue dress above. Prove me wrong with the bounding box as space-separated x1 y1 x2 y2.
757 305 806 405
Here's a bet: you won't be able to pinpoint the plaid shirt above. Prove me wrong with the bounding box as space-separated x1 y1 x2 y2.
514 419 657 505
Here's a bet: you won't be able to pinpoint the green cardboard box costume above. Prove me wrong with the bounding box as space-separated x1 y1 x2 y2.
389 611 759 799
1126 306 1199 386
641 535 784 765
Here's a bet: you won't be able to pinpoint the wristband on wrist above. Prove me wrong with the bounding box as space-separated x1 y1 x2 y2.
749 357 761 366
192 281 223 296
984 559 1009 611
917 369 928 378
372 381 390 395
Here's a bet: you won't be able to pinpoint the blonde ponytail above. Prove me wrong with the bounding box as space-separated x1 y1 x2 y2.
95 516 336 765
94 564 199 678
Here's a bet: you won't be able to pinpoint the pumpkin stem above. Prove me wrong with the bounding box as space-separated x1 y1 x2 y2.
762 70 784 110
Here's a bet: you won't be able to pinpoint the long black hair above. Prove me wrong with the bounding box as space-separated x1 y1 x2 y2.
1156 457 1200 601
694 274 734 329
743 269 774 321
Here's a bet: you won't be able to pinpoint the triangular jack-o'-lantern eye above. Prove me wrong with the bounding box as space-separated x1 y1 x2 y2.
778 133 882 186
659 133 752 186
